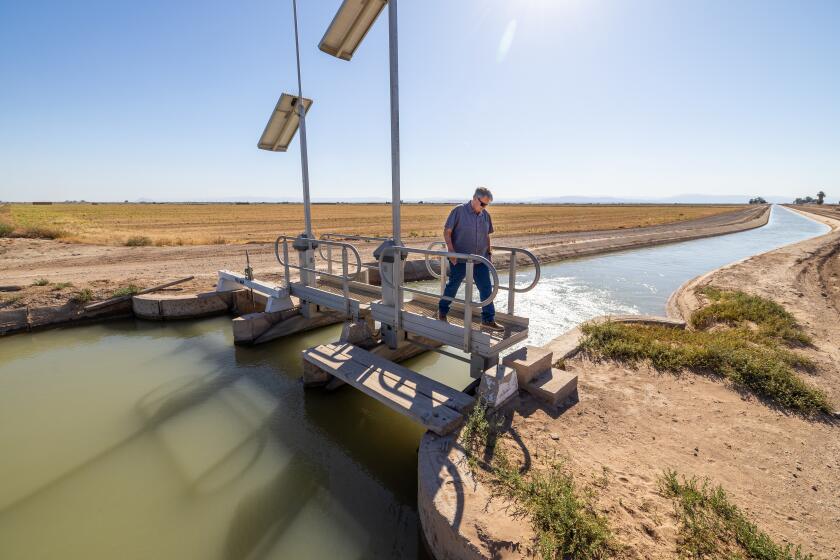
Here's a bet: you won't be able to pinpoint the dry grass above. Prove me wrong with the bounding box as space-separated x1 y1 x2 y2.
2 202 747 246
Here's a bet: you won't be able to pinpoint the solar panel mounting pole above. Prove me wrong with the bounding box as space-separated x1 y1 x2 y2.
291 0 316 318
388 0 401 246
292 0 312 238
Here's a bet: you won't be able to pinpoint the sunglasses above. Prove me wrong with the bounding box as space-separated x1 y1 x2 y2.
476 198 490 207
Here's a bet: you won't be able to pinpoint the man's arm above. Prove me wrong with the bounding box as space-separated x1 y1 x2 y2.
487 212 494 260
444 228 457 265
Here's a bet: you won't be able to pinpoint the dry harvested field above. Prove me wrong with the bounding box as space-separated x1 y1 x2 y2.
0 203 747 246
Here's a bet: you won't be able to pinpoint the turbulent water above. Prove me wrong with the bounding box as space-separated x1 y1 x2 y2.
0 205 828 560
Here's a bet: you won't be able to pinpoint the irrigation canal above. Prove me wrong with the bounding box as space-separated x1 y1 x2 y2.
0 205 828 560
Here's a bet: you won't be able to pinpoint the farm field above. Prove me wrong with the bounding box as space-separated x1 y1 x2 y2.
0 202 747 246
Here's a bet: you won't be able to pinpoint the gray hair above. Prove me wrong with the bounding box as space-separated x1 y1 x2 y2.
474 187 493 201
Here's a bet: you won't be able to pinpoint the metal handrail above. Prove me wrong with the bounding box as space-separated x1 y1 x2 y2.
423 241 541 315
274 235 363 277
317 233 386 275
377 245 499 352
377 245 499 308
273 235 364 318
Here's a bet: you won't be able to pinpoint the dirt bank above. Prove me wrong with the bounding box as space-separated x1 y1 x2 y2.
0 205 768 311
669 204 840 404
420 205 838 559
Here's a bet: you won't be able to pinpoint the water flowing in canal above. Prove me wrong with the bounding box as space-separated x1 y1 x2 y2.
0 206 828 559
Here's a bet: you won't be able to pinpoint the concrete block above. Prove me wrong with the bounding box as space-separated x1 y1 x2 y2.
132 295 162 319
340 320 378 348
502 345 554 384
302 359 332 388
232 311 283 344
0 308 29 334
160 293 229 318
232 290 268 315
27 304 79 328
134 292 230 320
478 365 518 408
543 327 583 360
265 295 294 313
524 368 577 406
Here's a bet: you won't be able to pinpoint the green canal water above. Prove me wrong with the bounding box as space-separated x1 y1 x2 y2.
0 319 455 559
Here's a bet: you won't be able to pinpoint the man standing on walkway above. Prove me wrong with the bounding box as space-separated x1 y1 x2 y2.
438 187 504 331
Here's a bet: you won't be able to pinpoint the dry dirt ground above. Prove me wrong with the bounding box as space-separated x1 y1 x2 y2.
0 205 767 310
1 202 747 245
463 205 839 558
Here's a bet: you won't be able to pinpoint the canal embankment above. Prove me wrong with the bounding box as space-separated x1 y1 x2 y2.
668 204 840 403
419 205 839 559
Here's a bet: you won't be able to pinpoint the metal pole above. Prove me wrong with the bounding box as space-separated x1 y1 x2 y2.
388 0 401 245
292 0 312 237
463 260 474 353
507 249 516 315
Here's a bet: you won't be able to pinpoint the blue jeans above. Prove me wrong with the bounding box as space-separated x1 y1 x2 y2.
438 262 496 322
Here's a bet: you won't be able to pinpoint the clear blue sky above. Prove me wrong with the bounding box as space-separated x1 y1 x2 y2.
1 0 837 202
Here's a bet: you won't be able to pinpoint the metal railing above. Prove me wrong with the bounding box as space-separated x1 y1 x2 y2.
274 235 363 317
423 241 540 316
318 233 388 276
378 245 498 352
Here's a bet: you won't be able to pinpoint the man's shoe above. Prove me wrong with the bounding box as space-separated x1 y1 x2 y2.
481 320 504 332
438 312 448 323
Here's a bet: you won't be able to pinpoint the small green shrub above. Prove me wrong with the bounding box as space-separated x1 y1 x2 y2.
580 288 831 416
71 288 94 303
125 236 152 247
660 470 813 560
32 278 50 286
460 403 616 560
494 457 615 560
112 284 140 297
580 322 829 415
692 287 811 345
51 282 74 291
461 399 493 470
0 222 13 237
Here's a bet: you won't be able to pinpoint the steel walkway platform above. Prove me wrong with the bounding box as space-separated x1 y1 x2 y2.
302 342 474 435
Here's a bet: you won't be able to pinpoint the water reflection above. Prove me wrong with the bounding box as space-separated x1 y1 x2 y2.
0 319 430 559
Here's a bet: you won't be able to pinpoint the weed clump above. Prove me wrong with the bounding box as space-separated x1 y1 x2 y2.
112 284 140 297
0 222 13 237
125 236 152 247
32 278 49 286
494 457 615 560
660 470 813 560
460 403 616 560
580 288 830 416
71 288 94 303
51 282 73 291
692 287 811 345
